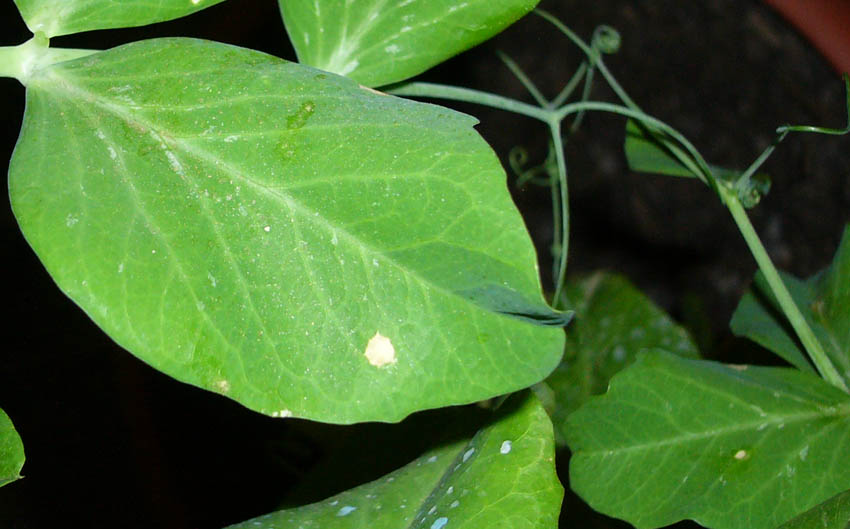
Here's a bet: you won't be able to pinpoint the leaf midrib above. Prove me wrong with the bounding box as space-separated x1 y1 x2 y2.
580 400 850 456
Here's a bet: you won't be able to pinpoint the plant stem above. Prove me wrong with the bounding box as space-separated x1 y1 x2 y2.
723 187 848 392
386 82 551 123
497 50 550 108
549 120 570 310
535 9 639 111
552 61 587 108
0 36 98 84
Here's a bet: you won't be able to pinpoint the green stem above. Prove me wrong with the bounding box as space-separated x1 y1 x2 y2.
723 187 848 392
497 50 550 108
549 120 570 310
0 36 98 84
535 9 639 111
557 101 714 184
552 61 587 108
387 82 551 123
568 61 595 133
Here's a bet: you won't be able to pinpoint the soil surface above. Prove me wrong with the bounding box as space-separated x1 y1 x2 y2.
0 1 847 528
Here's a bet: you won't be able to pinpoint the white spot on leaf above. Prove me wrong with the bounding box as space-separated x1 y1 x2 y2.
215 379 230 393
431 517 448 529
336 506 356 517
364 332 396 367
734 449 747 460
462 448 474 462
500 440 512 454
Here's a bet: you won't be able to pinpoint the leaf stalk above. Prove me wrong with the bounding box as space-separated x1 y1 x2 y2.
723 187 848 392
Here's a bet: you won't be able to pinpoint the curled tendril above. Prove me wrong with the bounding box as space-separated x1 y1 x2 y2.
509 144 558 188
592 25 621 55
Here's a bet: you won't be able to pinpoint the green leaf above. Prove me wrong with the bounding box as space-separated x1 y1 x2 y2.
776 489 850 529
730 276 816 373
9 38 566 424
818 225 850 383
731 225 850 384
566 350 850 529
226 392 562 529
542 272 699 443
0 409 25 488
13 0 227 38
624 119 696 178
624 120 770 207
279 0 540 87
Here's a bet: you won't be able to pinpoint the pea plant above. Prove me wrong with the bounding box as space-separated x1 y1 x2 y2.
1 1 848 528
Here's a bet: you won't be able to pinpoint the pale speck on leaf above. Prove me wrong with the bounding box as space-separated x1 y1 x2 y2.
500 440 512 454
364 332 396 367
336 505 356 517
431 517 448 529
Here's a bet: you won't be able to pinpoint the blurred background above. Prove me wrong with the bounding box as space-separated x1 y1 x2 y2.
1 0 847 527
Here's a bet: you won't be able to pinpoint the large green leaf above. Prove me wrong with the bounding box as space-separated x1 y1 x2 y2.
9 38 566 424
541 272 698 443
566 350 850 529
13 0 227 38
776 489 850 529
279 0 540 87
0 409 25 488
731 225 850 384
226 392 562 529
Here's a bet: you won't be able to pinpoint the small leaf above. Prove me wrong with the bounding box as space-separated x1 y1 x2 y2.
13 0 227 37
10 38 565 424
776 489 850 529
731 225 849 385
279 0 540 87
226 392 562 529
0 409 25 488
566 350 850 529
624 120 771 207
624 119 696 178
543 272 699 443
818 225 850 381
730 276 815 373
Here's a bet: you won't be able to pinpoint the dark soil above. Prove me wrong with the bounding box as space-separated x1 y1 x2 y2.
0 1 847 528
